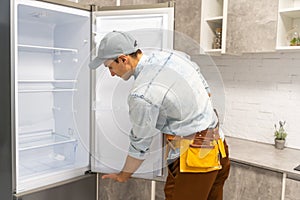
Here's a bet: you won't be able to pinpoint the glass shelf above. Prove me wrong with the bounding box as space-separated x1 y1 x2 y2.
19 131 76 151
18 80 77 83
18 88 77 93
18 131 78 179
18 44 78 54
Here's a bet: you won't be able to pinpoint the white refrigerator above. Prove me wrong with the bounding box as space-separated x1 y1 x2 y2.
10 0 174 198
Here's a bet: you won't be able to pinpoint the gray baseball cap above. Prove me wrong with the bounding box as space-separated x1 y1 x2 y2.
89 31 139 69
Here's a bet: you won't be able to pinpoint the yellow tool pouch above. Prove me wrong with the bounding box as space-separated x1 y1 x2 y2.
180 138 226 173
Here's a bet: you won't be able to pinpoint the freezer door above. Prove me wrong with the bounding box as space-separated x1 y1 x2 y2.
91 6 174 179
13 0 91 193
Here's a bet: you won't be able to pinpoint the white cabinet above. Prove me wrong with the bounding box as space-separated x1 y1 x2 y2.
200 0 228 54
277 0 300 50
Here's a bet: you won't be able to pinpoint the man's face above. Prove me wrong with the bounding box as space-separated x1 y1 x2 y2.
104 56 133 80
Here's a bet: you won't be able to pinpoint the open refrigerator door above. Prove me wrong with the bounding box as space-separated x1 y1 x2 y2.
91 5 174 179
13 0 91 194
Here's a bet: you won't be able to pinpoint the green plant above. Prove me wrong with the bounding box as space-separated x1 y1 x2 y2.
297 37 300 46
274 121 287 140
290 37 298 46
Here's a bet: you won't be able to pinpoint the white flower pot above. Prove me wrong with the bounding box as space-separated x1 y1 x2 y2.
275 139 285 150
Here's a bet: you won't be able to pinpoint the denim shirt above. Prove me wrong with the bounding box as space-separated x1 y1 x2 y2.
127 50 220 160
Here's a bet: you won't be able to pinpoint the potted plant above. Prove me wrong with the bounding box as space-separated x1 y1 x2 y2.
274 121 287 150
290 37 298 46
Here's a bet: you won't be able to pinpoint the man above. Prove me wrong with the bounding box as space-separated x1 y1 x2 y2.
89 30 230 200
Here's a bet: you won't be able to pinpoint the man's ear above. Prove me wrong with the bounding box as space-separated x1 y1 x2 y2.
119 55 127 63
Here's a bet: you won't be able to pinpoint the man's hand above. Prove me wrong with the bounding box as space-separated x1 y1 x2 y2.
101 155 144 183
102 172 131 182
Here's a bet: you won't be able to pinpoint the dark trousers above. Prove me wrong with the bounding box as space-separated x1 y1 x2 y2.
164 140 230 200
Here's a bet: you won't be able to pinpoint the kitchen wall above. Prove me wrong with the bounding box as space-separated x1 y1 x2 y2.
210 52 300 149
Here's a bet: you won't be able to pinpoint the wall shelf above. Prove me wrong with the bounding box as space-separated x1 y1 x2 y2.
205 49 222 53
280 8 300 18
205 16 223 24
277 0 300 49
276 46 300 50
200 0 228 54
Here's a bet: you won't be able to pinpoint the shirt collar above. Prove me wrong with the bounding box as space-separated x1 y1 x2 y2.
133 54 148 79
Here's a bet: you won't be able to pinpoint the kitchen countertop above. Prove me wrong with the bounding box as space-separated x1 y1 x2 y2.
225 137 300 178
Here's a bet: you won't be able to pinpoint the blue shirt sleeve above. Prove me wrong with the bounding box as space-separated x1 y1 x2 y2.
127 94 160 159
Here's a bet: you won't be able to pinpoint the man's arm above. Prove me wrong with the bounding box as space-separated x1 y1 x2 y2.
101 155 144 182
102 95 159 182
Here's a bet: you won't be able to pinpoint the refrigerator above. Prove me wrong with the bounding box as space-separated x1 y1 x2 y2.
5 0 174 199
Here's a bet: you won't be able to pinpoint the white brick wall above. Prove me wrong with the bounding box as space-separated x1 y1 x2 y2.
198 52 300 149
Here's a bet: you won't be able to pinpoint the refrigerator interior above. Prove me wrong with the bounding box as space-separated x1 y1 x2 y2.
15 0 90 193
92 8 174 179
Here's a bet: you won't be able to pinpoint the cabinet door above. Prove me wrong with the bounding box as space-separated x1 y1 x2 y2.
224 162 282 200
285 177 300 200
226 0 278 54
91 6 174 179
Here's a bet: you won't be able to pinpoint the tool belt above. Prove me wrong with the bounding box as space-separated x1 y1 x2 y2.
166 125 227 173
